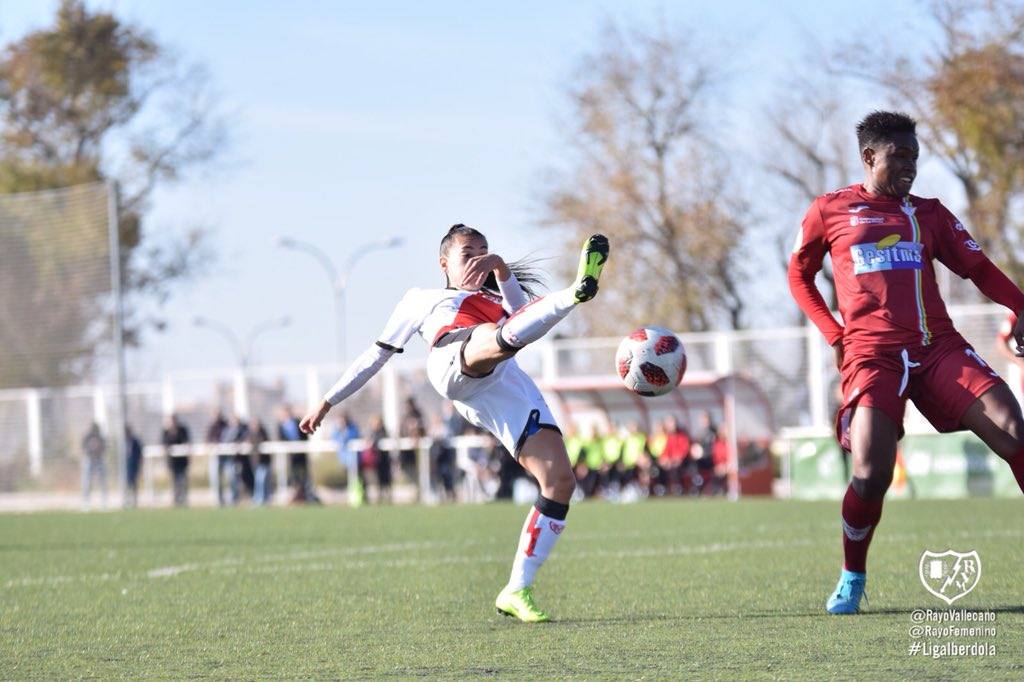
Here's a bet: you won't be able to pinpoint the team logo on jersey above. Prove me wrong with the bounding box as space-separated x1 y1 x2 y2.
876 234 901 249
918 549 981 605
965 239 982 252
850 235 923 274
849 216 886 226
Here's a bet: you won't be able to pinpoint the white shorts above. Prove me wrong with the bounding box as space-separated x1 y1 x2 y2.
426 329 560 458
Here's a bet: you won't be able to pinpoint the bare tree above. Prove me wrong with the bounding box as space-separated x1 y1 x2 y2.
0 0 228 386
538 20 749 335
762 72 861 313
835 0 1024 283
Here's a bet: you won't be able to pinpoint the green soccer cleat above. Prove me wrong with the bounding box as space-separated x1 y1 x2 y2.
495 586 551 623
572 234 609 303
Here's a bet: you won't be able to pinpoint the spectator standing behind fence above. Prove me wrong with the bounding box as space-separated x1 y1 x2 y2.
220 414 249 505
431 403 463 501
331 413 363 504
80 422 107 510
278 405 318 504
162 414 191 507
331 412 360 468
124 426 142 509
248 418 272 505
399 397 425 481
366 414 391 504
205 410 229 506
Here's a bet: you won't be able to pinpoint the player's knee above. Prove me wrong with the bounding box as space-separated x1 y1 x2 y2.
547 465 576 500
851 471 891 500
1002 414 1024 456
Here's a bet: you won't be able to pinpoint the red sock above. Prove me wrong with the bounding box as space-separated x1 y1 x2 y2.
1010 449 1024 493
841 484 883 573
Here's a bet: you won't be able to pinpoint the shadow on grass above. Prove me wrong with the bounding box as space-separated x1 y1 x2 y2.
858 605 1024 616
554 604 1024 625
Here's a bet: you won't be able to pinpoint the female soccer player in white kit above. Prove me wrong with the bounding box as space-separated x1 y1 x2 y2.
300 225 609 623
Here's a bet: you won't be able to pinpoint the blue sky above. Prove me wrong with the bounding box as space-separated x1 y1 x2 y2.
1 1 941 378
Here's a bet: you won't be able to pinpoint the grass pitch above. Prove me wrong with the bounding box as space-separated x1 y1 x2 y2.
1 498 1021 679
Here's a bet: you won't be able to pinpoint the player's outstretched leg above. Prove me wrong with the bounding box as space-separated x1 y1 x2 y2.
959 383 1024 493
496 234 609 351
495 429 574 623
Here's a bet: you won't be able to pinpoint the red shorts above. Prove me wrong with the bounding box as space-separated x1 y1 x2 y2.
835 333 1003 451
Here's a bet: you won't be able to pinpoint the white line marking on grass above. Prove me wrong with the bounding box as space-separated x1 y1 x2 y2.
3 572 123 588
195 537 829 580
6 525 1021 590
145 541 451 579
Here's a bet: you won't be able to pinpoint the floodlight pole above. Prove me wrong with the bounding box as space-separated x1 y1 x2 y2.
193 316 291 417
274 234 403 508
275 236 403 365
106 181 129 502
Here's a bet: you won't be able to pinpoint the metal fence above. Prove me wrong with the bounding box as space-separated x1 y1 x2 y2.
0 302 1014 503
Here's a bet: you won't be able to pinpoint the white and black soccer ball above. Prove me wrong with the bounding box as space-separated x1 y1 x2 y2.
615 326 687 396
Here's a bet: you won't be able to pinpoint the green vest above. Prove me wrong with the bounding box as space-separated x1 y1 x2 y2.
565 435 584 467
648 433 667 459
622 433 646 468
602 435 623 465
583 439 604 470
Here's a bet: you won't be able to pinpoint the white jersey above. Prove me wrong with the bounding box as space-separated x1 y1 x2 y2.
322 274 529 405
322 272 558 456
377 271 530 350
378 287 510 350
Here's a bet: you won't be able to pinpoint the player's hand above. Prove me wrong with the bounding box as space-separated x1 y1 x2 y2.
299 399 332 435
832 340 844 370
461 254 508 290
1012 311 1024 357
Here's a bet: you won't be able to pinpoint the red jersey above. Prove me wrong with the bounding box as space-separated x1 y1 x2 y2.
789 184 986 350
660 430 691 463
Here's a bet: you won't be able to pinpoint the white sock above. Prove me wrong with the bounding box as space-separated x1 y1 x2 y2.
498 288 576 349
506 499 569 591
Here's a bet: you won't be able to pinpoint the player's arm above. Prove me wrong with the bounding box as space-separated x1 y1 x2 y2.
933 204 1024 356
299 343 399 434
300 290 422 434
967 261 1024 356
461 254 529 311
787 199 845 362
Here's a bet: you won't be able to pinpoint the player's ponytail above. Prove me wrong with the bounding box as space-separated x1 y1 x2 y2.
485 256 545 299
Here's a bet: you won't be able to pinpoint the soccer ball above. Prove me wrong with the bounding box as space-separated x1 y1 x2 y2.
615 326 686 396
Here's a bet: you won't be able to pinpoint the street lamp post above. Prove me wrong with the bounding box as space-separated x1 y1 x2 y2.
275 235 403 508
274 235 403 365
193 315 291 417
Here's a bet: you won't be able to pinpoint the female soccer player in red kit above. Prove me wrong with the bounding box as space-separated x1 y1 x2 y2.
788 111 1024 614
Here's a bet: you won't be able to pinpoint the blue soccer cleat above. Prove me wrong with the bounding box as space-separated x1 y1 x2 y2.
826 569 867 614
